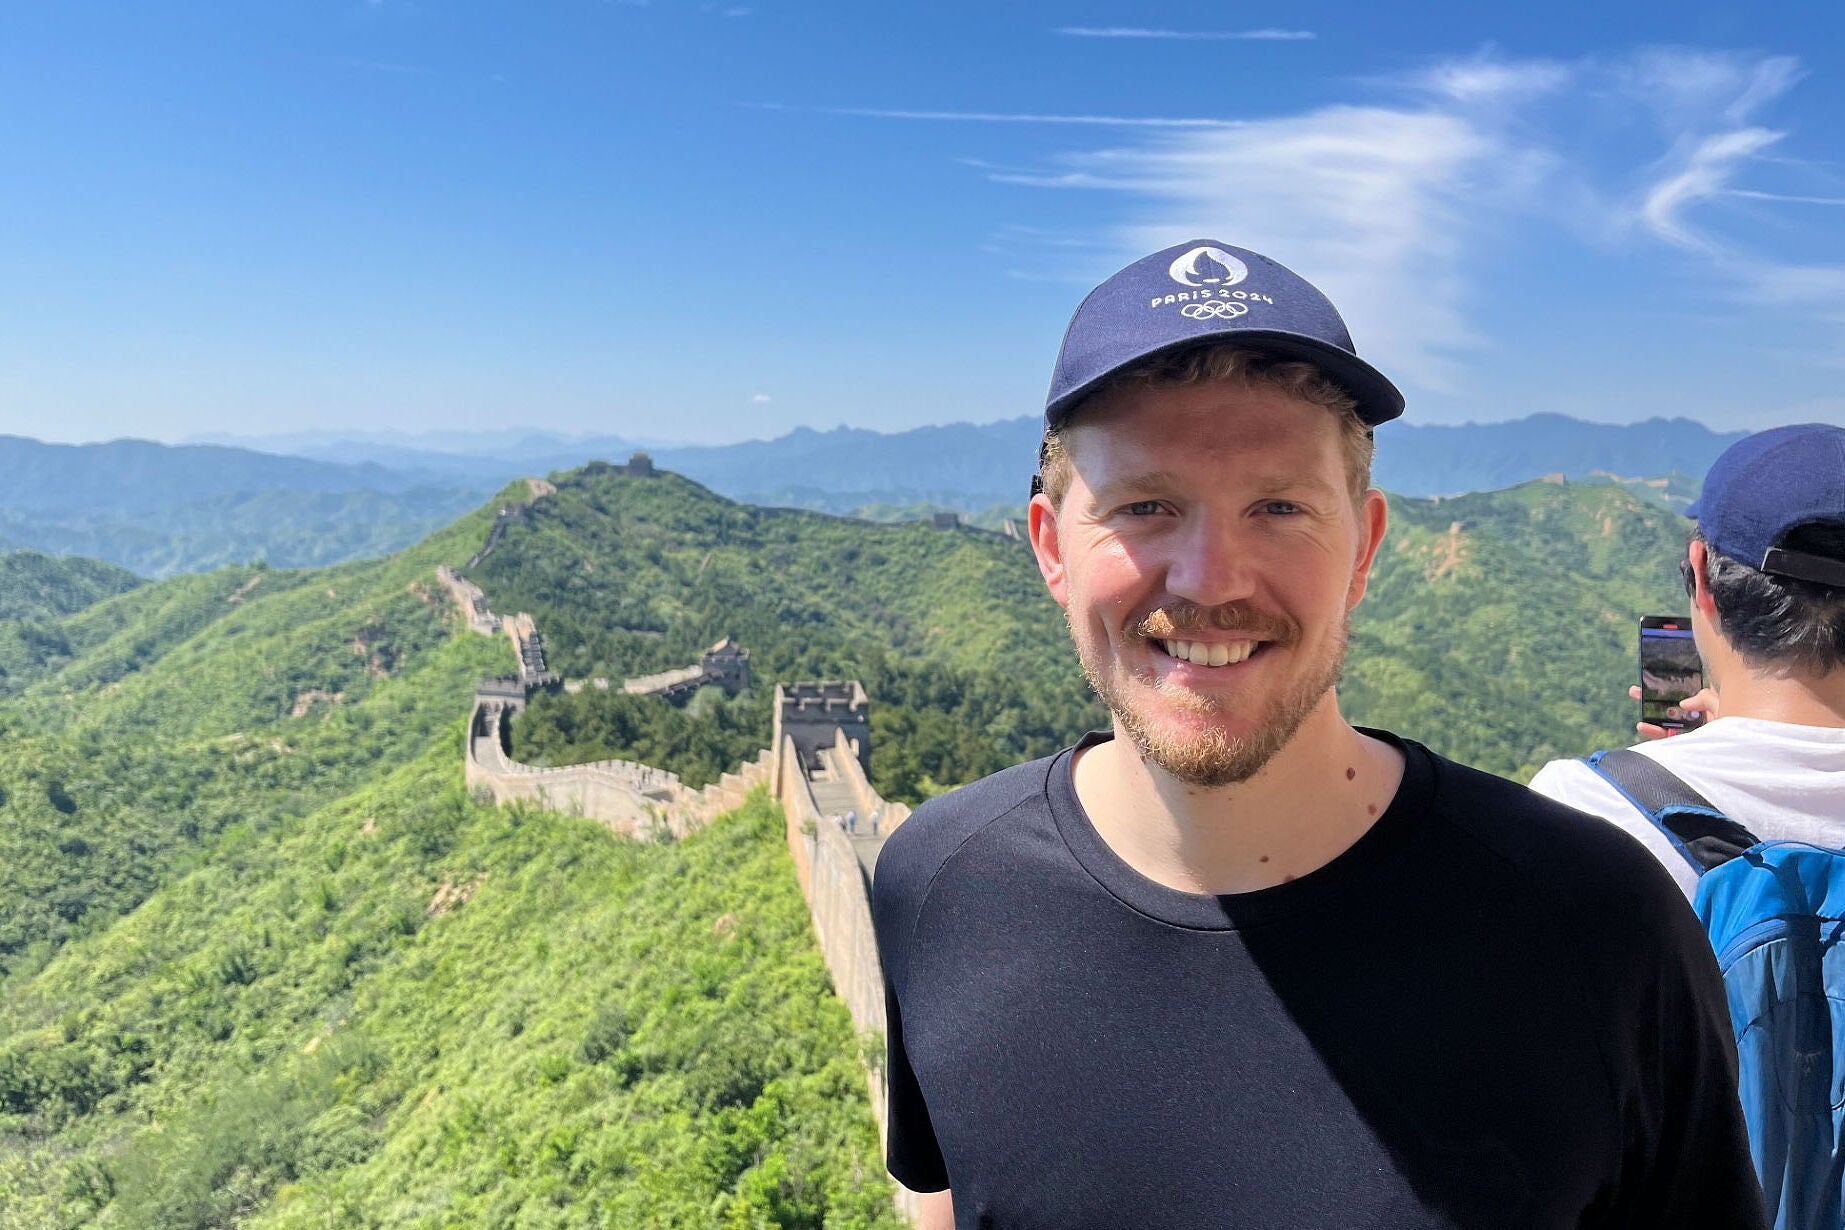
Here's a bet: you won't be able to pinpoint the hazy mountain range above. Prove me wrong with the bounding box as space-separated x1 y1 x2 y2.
8 413 1748 576
201 412 1745 505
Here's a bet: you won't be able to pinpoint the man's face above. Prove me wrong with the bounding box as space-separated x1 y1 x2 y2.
1028 379 1387 786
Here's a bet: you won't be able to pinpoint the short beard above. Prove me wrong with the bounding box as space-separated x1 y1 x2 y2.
1074 604 1348 788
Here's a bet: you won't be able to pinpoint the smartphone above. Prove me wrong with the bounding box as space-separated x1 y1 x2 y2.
1639 616 1706 732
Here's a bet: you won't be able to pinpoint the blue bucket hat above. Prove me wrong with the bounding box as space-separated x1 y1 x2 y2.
1689 423 1845 588
1044 239 1405 429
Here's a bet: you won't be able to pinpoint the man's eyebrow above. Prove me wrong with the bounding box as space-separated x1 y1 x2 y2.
1088 470 1187 501
1090 471 1341 501
1252 474 1340 499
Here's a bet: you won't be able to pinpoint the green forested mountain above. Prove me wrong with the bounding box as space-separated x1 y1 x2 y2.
0 553 140 625
0 552 145 701
1347 479 1687 779
0 463 1689 1226
484 468 1102 803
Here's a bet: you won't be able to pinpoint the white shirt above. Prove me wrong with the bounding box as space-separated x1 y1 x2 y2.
1528 717 1845 899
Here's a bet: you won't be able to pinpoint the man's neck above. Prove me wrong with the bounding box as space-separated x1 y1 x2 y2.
1071 697 1406 895
1713 666 1845 729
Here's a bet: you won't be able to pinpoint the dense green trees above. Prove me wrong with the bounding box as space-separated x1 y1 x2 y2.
1344 482 1686 778
0 757 898 1227
489 469 1103 801
515 688 769 790
0 552 139 624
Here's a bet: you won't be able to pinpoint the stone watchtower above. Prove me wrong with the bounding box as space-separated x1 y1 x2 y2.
700 637 751 695
773 681 870 777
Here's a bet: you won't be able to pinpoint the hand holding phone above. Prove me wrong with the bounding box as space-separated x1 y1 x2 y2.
1638 616 1707 733
1628 683 1719 738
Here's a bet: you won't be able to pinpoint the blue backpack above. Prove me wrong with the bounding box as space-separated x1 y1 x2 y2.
1585 749 1845 1230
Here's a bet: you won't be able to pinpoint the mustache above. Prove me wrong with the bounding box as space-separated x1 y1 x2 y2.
1134 603 1298 644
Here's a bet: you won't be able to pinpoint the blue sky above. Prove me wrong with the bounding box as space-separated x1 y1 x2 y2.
1 2 1841 444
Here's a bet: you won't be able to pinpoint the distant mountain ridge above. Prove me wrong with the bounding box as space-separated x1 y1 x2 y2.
0 437 490 577
5 413 1749 576
0 435 449 513
1371 413 1745 498
207 412 1750 509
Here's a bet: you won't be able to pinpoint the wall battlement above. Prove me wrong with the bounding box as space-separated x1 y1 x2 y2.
619 637 751 704
774 681 870 777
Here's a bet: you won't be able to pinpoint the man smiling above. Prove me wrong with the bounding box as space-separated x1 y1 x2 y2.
869 241 1765 1228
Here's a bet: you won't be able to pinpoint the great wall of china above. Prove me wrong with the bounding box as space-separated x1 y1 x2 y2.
440 468 923 1220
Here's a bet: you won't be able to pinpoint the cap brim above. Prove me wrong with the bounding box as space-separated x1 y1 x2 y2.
1045 331 1405 429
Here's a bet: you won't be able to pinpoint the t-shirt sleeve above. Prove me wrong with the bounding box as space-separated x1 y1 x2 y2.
881 970 949 1191
1602 871 1768 1228
870 820 951 1192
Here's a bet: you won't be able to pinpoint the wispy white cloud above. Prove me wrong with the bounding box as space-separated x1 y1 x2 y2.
1728 190 1845 206
1739 262 1845 311
815 45 1838 399
1406 54 1572 103
1642 127 1784 251
1611 49 1843 320
750 392 772 404
1613 48 1801 130
1056 27 1315 41
1021 107 1497 393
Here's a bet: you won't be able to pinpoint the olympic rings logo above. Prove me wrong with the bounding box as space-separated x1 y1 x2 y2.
1180 300 1250 321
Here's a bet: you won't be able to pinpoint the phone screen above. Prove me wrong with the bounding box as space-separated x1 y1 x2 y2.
1639 617 1705 731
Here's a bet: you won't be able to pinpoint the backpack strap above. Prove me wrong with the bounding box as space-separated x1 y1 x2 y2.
1582 749 1762 875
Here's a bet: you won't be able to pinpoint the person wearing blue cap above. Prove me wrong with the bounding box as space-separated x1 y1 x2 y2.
1531 423 1845 892
870 240 1764 1228
1530 424 1845 1229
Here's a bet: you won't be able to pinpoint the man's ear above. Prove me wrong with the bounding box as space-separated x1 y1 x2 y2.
1345 488 1389 609
1028 492 1069 609
1689 539 1718 620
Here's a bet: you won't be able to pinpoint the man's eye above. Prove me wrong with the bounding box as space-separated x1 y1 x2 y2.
1262 501 1301 515
1123 500 1164 516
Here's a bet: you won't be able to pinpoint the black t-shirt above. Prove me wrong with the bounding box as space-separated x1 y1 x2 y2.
870 731 1766 1229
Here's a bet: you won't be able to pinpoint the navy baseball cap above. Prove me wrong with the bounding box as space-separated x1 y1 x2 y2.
1045 239 1405 428
1688 423 1845 587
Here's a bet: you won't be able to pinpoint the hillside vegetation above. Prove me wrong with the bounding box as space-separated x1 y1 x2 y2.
0 463 1688 1226
0 554 144 698
0 553 140 624
1347 478 1687 778
487 467 1103 803
0 763 895 1229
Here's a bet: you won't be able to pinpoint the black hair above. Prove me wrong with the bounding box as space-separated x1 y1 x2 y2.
1692 524 1845 676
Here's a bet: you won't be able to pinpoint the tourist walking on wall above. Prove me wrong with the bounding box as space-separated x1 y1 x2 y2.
870 239 1765 1228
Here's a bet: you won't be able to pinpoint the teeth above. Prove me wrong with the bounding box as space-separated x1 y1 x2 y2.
1160 639 1258 666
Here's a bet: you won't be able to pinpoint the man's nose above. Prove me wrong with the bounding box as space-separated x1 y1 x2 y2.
1165 515 1257 608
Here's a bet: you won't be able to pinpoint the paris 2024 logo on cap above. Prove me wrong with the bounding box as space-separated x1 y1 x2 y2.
1156 245 1275 321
